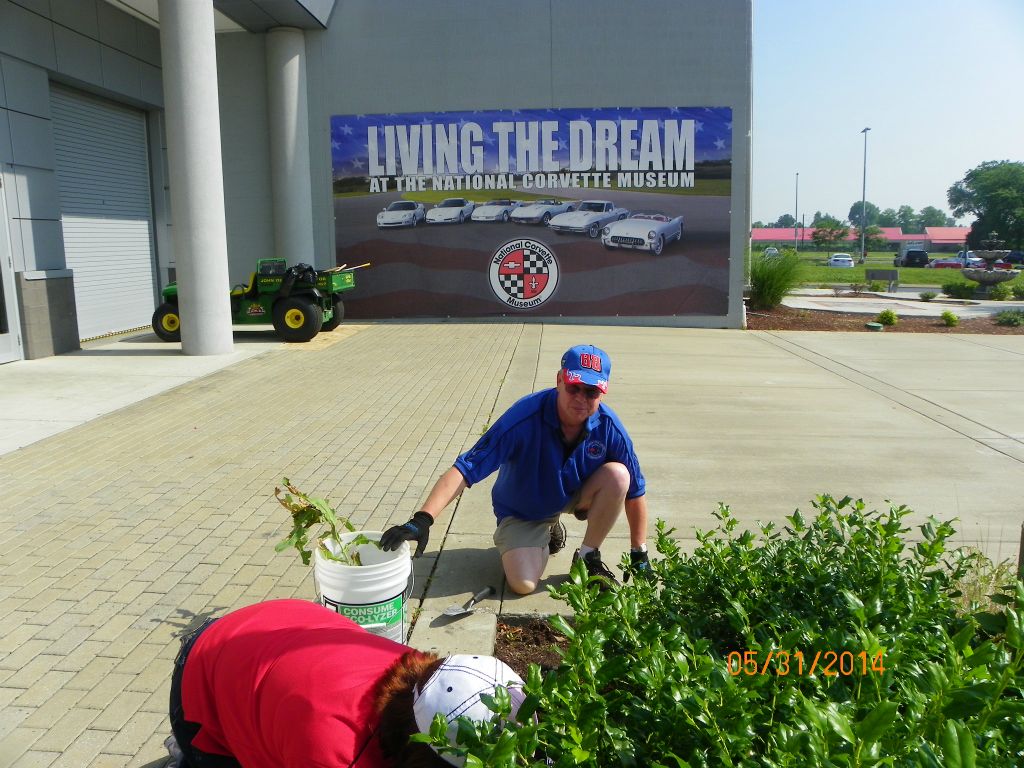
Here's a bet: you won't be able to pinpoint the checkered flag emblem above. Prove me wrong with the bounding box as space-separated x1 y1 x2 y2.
490 238 558 307
499 273 525 297
523 248 546 274
498 247 549 299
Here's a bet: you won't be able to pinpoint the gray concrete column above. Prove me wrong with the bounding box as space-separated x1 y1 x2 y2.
266 27 315 264
158 0 234 355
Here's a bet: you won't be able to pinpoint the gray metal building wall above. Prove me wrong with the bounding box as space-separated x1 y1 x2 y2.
215 0 752 328
0 0 169 357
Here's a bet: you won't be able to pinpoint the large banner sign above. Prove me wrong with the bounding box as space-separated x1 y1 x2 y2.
331 107 731 318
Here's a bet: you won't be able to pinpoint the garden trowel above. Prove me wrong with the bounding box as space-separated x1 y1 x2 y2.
443 586 495 618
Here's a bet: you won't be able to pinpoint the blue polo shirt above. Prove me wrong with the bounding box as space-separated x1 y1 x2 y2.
453 389 645 522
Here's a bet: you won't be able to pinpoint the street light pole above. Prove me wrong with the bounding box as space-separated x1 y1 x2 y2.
860 127 871 262
794 172 799 252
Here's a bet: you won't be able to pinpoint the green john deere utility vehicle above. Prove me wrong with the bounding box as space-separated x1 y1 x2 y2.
152 258 359 343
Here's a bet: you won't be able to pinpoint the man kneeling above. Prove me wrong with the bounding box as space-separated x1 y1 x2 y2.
381 344 651 594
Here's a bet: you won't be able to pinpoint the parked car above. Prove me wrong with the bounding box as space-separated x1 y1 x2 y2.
827 253 855 268
376 201 425 228
548 200 629 238
471 199 524 222
763 246 780 258
510 199 576 225
425 198 475 224
601 212 683 256
894 249 929 268
926 257 965 269
1005 250 1023 264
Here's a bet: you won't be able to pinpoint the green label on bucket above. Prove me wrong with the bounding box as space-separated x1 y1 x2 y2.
323 593 403 627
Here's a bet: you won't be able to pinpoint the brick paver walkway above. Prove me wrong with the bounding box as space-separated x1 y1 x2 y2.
0 323 525 767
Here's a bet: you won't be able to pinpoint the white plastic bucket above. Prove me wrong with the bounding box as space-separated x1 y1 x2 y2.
313 531 412 643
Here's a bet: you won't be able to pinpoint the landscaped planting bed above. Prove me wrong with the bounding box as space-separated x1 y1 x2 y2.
434 496 1024 767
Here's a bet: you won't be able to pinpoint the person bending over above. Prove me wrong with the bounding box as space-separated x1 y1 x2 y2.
167 599 525 767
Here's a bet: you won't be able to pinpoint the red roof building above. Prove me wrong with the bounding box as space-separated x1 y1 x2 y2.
925 227 970 245
751 226 970 250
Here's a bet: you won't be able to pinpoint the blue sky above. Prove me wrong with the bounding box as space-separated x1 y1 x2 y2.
752 0 1024 225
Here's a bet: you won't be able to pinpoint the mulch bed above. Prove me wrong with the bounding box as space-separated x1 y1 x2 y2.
494 617 570 679
746 305 1023 334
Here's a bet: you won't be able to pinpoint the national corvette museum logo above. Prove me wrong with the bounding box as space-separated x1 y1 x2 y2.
489 238 559 310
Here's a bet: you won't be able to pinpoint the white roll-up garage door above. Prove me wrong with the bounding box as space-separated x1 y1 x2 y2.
51 85 157 340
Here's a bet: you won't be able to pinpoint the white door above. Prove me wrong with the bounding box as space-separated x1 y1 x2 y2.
50 86 157 340
0 176 23 364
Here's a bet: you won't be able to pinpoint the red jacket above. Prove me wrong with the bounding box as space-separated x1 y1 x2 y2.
182 599 408 767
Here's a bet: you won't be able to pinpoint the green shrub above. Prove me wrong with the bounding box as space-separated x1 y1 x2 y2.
1012 283 1024 300
995 309 1024 327
919 291 937 302
749 251 802 310
941 310 961 327
942 281 977 299
988 282 1012 301
868 280 883 292
876 308 898 326
448 497 1024 766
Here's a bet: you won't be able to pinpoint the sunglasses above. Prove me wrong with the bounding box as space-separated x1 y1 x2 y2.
564 383 603 400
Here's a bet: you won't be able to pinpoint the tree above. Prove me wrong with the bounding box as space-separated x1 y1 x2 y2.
752 221 766 228
811 217 850 250
773 213 796 228
918 206 949 228
847 201 879 229
855 225 886 252
947 161 1024 249
810 210 840 227
877 208 899 227
897 205 920 233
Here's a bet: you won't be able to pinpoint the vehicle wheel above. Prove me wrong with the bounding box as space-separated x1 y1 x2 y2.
321 297 345 331
502 211 510 222
273 297 323 342
652 236 664 256
587 223 600 238
541 212 551 225
152 303 181 342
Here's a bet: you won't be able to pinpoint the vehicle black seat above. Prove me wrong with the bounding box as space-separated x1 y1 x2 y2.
260 259 287 276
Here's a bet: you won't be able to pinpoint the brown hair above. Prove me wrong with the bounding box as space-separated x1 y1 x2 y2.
375 650 451 768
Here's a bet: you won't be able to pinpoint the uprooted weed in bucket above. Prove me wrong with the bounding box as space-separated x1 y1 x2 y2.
274 478 379 566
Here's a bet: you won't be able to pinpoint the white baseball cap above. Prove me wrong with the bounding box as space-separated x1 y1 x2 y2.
412 654 527 766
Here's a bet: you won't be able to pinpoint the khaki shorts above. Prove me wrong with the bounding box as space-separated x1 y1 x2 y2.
492 491 583 555
493 514 560 555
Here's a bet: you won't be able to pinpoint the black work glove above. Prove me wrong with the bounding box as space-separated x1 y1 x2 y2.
380 511 433 557
623 548 654 583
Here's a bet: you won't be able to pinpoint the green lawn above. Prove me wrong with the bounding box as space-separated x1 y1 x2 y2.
756 250 1024 289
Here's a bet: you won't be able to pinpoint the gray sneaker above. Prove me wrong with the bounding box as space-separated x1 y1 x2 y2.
548 520 567 554
572 548 619 588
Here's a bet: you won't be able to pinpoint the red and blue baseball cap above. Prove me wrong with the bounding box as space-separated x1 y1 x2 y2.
560 344 611 393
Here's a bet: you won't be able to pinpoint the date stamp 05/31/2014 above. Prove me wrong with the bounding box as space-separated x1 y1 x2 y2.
727 650 887 677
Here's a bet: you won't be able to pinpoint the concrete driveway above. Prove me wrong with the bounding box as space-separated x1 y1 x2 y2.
0 322 1022 766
